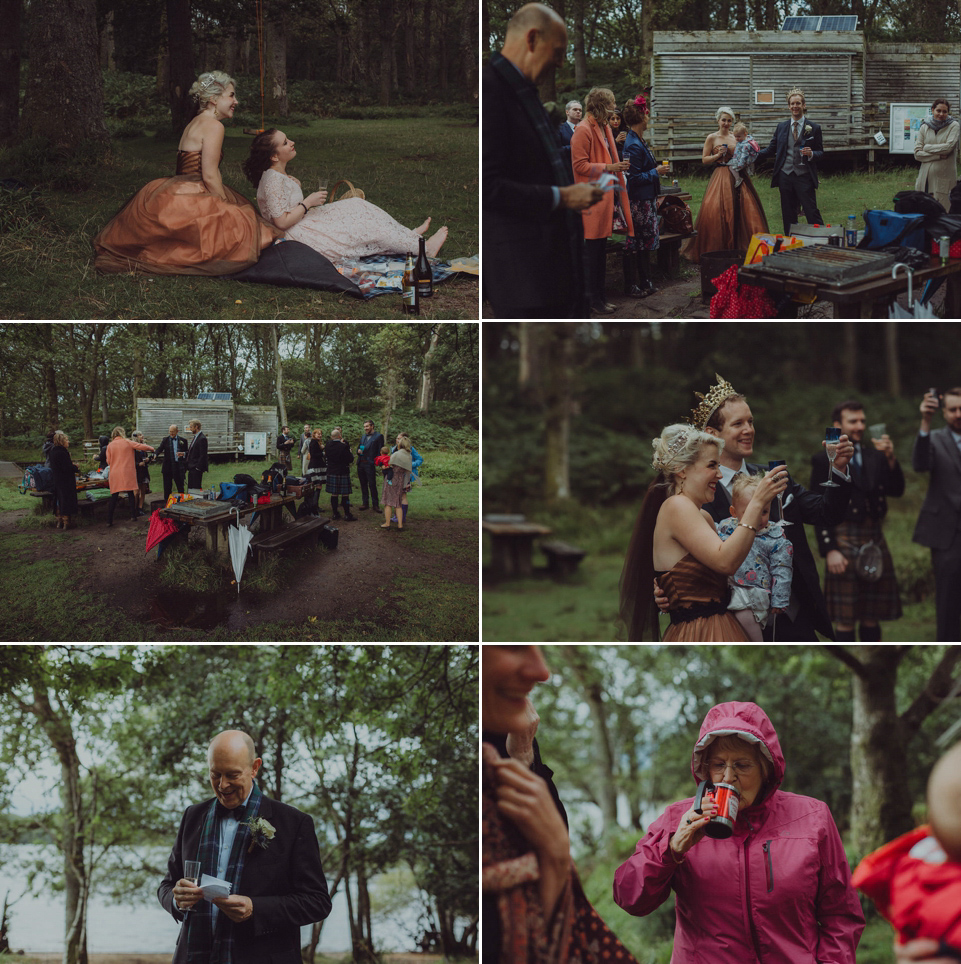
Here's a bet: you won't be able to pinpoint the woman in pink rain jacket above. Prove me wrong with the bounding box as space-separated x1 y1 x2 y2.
613 701 864 964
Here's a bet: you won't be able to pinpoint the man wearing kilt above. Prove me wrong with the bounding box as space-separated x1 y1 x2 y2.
324 428 356 521
810 400 905 641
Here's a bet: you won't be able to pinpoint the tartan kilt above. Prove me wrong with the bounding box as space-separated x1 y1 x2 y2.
325 473 352 495
825 520 902 624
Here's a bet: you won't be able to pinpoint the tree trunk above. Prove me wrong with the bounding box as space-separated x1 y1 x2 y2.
20 0 109 150
418 324 443 412
30 687 89 964
99 7 115 69
572 0 587 88
166 0 195 133
265 4 289 118
541 325 573 502
885 322 901 397
0 0 22 142
379 0 395 106
271 325 288 430
842 322 857 388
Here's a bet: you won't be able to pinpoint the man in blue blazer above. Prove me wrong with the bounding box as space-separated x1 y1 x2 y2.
159 730 331 964
912 388 961 641
557 99 581 181
757 87 825 236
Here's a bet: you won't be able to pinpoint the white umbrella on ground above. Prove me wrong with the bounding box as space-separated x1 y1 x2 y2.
227 506 254 594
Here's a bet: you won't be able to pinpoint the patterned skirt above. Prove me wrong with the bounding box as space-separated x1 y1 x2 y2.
629 197 660 251
306 466 327 486
325 473 352 495
825 520 902 623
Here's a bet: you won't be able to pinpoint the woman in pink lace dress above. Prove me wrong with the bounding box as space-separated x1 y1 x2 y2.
242 129 448 261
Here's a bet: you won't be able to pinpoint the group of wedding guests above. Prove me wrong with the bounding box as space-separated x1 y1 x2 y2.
92 71 448 276
554 86 960 310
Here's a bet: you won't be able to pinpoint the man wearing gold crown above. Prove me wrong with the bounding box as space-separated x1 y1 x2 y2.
686 374 853 641
756 87 824 237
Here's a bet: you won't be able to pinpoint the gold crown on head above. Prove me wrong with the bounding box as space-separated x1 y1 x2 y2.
787 86 805 101
688 373 739 430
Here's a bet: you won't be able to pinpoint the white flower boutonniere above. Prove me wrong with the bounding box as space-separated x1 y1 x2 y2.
245 816 276 854
803 125 813 136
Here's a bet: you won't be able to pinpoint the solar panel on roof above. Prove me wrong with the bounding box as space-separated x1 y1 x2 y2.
782 16 820 30
820 15 858 29
782 14 858 30
196 392 233 401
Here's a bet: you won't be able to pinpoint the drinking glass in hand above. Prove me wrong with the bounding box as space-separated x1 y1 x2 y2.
768 461 792 525
183 860 201 913
821 428 841 487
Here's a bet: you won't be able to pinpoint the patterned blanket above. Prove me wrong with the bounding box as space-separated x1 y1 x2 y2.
334 255 478 299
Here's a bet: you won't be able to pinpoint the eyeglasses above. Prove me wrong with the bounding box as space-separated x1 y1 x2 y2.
708 760 757 776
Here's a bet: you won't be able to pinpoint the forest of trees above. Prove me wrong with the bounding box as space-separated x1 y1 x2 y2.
0 322 478 444
483 0 961 100
483 321 960 508
2 0 478 149
0 644 478 964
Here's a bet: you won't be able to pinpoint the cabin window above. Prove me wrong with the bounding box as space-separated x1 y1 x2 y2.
755 90 775 105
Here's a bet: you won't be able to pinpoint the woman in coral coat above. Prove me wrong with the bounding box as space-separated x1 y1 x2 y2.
571 86 634 314
106 426 154 526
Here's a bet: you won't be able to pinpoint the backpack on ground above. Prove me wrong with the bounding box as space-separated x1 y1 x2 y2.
657 194 694 235
19 463 54 494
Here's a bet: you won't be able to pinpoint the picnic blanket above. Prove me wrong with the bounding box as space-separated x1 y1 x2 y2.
335 254 478 298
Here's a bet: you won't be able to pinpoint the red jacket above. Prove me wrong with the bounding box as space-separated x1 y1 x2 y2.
852 825 961 949
613 701 864 964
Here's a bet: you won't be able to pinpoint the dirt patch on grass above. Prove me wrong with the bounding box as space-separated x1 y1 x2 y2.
1 500 477 640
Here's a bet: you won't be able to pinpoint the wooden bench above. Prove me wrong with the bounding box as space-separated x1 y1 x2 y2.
540 539 588 579
605 229 696 280
249 515 329 563
483 516 552 578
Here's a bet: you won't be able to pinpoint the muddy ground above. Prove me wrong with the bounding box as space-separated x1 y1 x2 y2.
1 496 477 639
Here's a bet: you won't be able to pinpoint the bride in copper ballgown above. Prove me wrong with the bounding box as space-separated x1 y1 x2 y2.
93 71 280 275
681 107 770 263
619 424 785 641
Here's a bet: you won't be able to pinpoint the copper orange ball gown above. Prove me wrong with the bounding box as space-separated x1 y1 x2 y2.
93 150 280 275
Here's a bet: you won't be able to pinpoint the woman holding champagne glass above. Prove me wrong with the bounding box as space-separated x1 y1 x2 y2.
242 129 448 261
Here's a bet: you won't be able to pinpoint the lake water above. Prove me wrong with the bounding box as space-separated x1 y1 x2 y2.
4 850 423 955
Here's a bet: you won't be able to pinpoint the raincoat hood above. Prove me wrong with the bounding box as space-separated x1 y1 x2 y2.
691 701 785 798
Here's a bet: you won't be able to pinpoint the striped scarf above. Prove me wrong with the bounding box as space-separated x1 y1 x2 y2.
186 782 263 964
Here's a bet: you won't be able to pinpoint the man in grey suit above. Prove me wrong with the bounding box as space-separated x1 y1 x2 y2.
912 387 961 641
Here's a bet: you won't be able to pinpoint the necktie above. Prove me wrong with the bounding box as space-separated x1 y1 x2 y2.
793 122 799 142
852 444 862 481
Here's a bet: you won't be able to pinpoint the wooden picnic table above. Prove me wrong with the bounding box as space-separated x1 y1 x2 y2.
159 490 307 553
483 517 553 578
738 254 961 318
30 478 109 514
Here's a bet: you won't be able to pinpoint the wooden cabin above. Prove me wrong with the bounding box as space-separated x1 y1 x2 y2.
135 396 278 458
650 31 961 166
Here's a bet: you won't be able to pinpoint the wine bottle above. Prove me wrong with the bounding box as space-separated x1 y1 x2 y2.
402 253 419 314
415 235 433 299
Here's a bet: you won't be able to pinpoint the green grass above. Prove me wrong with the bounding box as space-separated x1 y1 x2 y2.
681 165 922 237
0 117 478 320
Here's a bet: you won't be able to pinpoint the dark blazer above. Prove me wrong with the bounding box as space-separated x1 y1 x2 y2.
156 434 187 474
912 429 961 549
186 431 208 473
557 120 576 180
357 431 385 467
482 58 583 314
324 438 354 475
810 446 905 554
757 117 825 188
159 794 331 964
703 465 850 640
623 130 661 203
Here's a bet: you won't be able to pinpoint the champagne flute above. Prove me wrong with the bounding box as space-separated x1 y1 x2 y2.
821 427 841 487
183 859 201 914
768 460 792 526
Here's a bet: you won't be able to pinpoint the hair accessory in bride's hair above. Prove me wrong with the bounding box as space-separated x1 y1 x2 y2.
652 431 690 472
688 372 739 430
633 94 649 111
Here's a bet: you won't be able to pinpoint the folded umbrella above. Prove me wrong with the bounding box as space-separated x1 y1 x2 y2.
227 506 254 594
145 510 180 554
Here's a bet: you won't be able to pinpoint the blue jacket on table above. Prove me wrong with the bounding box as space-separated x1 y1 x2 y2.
623 130 661 203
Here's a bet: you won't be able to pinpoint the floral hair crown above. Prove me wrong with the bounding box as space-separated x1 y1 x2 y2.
652 431 690 472
688 373 739 430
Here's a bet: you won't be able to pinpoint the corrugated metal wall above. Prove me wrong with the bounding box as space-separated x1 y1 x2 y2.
135 398 265 456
